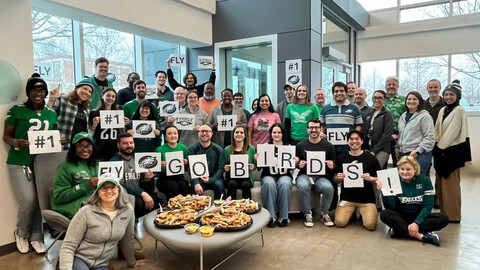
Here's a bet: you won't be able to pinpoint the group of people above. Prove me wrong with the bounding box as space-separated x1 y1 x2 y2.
3 57 471 268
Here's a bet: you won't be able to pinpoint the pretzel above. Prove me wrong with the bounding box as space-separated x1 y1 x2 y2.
155 209 196 226
168 194 211 210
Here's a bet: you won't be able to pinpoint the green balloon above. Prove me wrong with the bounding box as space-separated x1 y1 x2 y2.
0 60 21 104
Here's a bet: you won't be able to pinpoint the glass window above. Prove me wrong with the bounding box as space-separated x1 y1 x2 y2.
32 11 74 93
359 60 396 98
143 37 179 87
225 44 272 112
453 0 480 15
400 3 449 22
401 0 443 6
451 53 480 110
357 0 397 11
83 23 135 90
399 56 448 97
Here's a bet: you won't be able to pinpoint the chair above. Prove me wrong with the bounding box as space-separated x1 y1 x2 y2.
34 151 70 260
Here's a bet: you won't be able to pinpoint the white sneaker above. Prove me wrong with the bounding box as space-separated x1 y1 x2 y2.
14 232 29 254
321 213 334 227
304 213 314 227
31 241 46 254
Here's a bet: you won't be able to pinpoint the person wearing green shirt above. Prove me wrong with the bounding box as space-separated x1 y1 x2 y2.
123 80 158 120
155 126 189 201
285 84 320 144
3 74 58 254
89 57 113 109
383 76 405 167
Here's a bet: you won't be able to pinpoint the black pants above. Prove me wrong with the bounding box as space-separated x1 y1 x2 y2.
226 178 253 199
157 175 190 201
134 194 160 218
380 209 448 238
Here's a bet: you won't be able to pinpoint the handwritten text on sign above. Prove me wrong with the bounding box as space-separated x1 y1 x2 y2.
343 163 364 188
28 130 61 154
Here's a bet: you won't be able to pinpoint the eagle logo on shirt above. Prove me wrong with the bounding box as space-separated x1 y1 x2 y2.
290 111 312 123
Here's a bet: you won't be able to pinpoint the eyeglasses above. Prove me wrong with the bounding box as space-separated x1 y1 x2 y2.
140 107 150 111
76 143 92 150
100 185 118 192
372 96 384 100
197 130 212 134
307 126 320 130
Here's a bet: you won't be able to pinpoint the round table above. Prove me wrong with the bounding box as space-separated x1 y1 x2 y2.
144 208 270 269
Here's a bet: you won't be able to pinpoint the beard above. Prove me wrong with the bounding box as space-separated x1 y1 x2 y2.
204 92 215 100
120 147 134 156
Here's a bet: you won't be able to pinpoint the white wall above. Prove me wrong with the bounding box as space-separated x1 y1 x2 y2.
466 112 480 174
0 0 35 246
33 0 215 48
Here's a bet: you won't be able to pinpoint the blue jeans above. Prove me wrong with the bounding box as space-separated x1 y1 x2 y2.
194 178 225 200
72 257 109 270
399 151 432 176
296 174 334 214
261 175 292 221
7 164 43 242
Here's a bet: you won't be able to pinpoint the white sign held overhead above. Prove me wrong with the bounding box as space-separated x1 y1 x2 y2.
165 151 185 176
377 168 403 196
100 110 124 129
28 130 62 154
217 115 237 131
34 62 53 80
198 56 213 69
170 54 186 67
343 163 364 188
285 59 302 74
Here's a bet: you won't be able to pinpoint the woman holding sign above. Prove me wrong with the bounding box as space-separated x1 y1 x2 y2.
126 100 161 152
396 91 435 176
3 74 58 254
89 88 129 161
378 156 448 246
178 90 209 147
155 125 190 201
285 84 320 144
248 94 280 148
256 123 295 228
224 125 256 199
433 81 471 222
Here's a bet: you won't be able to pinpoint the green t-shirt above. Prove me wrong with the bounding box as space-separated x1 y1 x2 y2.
285 104 320 141
123 99 159 120
155 143 188 173
5 105 58 165
384 95 405 132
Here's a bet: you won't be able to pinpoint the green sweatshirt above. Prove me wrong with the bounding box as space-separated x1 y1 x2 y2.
382 174 435 223
186 142 225 186
51 160 98 219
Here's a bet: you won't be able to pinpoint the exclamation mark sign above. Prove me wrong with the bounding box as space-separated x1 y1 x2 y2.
387 177 393 194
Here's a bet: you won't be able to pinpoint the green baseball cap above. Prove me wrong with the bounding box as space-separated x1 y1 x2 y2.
72 132 94 144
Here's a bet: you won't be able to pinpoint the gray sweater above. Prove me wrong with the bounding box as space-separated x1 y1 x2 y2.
59 202 136 269
397 109 435 154
178 105 209 147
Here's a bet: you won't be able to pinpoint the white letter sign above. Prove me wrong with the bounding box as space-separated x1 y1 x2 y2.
256 144 275 167
230 154 249 179
327 128 349 145
166 151 185 176
188 154 209 178
306 151 326 175
217 115 237 131
343 163 364 188
377 168 403 196
277 145 296 169
170 54 186 67
98 161 124 180
100 110 124 129
28 130 61 154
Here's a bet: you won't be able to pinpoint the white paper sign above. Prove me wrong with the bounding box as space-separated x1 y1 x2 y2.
28 130 61 154
174 114 196 130
326 128 349 145
217 115 237 131
34 62 53 80
165 151 185 176
277 145 296 169
198 56 213 69
256 144 275 167
377 168 403 196
100 110 124 129
343 163 364 188
132 120 155 138
230 154 249 178
159 101 179 116
135 152 162 173
170 54 186 67
188 154 209 178
306 151 326 175
98 161 124 179
285 59 302 88
146 85 158 100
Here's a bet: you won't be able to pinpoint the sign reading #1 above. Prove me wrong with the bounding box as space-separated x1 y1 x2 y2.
27 130 61 154
100 110 124 129
217 115 237 131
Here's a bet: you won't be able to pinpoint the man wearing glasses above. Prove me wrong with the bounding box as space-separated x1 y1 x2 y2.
186 125 226 199
296 119 336 227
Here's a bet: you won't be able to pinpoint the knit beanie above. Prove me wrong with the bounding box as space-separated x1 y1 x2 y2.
26 73 48 96
443 80 462 100
75 78 94 91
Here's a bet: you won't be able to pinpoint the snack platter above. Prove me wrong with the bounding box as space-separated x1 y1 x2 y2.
168 194 211 210
154 208 196 228
225 199 261 214
199 211 253 231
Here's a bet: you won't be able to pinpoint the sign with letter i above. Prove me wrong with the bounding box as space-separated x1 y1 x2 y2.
28 130 62 154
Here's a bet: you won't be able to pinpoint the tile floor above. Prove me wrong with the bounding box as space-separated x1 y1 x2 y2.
1 171 479 270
